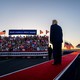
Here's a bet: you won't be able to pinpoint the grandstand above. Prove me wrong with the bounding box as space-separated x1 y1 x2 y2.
0 35 49 57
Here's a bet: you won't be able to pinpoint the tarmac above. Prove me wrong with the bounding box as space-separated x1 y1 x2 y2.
0 50 76 77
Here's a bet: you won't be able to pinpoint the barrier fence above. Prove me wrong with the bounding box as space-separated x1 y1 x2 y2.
0 52 48 57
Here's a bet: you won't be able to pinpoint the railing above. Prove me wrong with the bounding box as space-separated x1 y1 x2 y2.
0 52 48 57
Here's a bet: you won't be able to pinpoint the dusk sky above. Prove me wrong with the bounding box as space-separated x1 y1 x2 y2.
0 0 80 48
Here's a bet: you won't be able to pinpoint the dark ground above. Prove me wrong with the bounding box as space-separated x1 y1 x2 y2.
0 57 48 76
58 54 80 80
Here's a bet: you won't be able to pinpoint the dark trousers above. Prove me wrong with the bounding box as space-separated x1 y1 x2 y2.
48 53 52 60
52 43 62 64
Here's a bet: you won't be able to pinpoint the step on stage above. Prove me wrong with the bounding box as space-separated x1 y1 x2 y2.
0 52 79 80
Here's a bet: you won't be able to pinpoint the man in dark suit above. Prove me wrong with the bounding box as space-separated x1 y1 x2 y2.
50 20 63 65
48 45 52 60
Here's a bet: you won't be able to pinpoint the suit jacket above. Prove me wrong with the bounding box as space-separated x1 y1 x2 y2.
48 46 52 54
50 24 63 44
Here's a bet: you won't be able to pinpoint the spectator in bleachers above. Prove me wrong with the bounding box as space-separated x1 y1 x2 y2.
0 35 49 52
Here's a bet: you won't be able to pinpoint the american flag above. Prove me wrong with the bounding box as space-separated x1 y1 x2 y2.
46 30 49 34
76 44 80 48
64 41 74 49
0 30 6 35
40 30 43 34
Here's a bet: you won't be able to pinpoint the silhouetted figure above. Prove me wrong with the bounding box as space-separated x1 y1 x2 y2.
48 45 52 60
50 20 63 65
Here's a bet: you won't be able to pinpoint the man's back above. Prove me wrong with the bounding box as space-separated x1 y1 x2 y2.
50 24 63 44
50 20 63 65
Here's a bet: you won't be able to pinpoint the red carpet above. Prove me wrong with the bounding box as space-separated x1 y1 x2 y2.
0 52 79 80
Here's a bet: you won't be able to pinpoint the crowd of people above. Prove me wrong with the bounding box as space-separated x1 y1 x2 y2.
0 35 49 52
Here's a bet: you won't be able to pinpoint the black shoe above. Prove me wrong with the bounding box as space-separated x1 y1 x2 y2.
52 62 58 65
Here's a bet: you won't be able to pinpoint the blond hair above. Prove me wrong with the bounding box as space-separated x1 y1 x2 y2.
52 20 58 25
